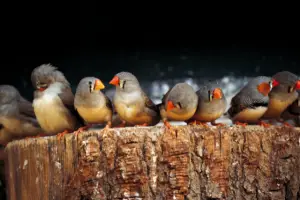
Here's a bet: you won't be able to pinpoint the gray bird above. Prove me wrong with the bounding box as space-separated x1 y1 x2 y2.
159 82 198 128
227 76 279 126
262 71 300 124
0 85 42 145
31 64 83 138
109 71 160 126
74 77 113 130
188 82 227 126
281 91 300 127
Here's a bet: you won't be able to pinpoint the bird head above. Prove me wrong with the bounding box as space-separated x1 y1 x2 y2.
109 72 140 92
257 79 279 96
31 64 70 92
208 88 223 102
88 79 105 93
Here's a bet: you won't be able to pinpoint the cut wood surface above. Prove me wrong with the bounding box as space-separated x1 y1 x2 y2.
4 125 300 200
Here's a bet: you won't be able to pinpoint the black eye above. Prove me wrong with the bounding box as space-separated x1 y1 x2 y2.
88 81 92 85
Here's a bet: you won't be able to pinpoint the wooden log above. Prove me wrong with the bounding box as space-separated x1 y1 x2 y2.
4 125 300 200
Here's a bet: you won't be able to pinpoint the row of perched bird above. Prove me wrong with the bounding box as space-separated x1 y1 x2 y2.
0 64 299 145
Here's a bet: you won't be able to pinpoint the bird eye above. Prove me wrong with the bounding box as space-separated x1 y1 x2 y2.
176 102 182 109
88 81 92 85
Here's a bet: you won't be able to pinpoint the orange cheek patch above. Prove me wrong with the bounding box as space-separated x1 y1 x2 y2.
213 88 222 99
257 82 270 96
167 101 175 111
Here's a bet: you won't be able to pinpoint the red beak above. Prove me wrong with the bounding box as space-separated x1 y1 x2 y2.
109 76 120 86
295 80 300 90
272 79 280 87
167 101 175 111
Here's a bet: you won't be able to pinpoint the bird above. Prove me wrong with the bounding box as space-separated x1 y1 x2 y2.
261 71 300 125
0 85 42 145
227 76 279 126
281 91 300 127
109 71 160 126
74 77 113 131
31 64 83 139
188 82 227 127
159 82 198 129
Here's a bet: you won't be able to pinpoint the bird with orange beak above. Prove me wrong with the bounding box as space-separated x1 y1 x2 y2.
109 72 160 127
74 77 113 133
227 76 279 126
187 82 227 127
159 82 198 129
261 71 300 125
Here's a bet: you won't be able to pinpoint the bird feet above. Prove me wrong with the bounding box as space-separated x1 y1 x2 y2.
134 123 148 127
104 122 112 131
74 125 93 137
163 120 172 129
282 122 293 127
57 130 71 140
276 119 293 127
211 121 226 127
234 121 248 127
25 133 46 140
189 120 209 128
115 121 126 128
258 121 271 128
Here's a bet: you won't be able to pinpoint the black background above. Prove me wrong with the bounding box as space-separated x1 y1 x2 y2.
1 11 300 100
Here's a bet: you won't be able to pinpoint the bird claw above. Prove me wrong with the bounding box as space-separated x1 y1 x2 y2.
187 120 198 125
258 121 271 128
134 123 148 127
163 120 172 129
104 122 112 131
74 125 92 137
234 121 248 127
282 122 293 127
115 121 126 128
211 122 226 127
57 130 70 140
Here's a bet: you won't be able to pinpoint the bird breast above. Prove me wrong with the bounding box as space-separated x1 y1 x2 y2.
33 92 77 134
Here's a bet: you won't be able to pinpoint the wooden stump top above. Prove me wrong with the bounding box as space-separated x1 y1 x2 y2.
4 125 300 200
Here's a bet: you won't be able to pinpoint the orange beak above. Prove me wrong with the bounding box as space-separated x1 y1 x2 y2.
94 79 105 90
213 88 222 99
167 101 175 111
109 76 120 86
295 80 300 90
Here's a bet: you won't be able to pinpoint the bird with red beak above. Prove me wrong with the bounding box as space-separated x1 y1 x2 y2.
109 71 160 127
159 82 198 129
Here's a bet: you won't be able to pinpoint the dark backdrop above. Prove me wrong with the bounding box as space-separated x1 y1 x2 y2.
1 13 300 100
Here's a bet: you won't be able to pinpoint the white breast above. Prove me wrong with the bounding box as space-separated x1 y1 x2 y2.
33 83 77 134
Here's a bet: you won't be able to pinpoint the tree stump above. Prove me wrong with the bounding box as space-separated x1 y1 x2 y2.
4 125 300 200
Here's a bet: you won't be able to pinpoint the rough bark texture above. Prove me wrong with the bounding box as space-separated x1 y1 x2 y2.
4 125 300 200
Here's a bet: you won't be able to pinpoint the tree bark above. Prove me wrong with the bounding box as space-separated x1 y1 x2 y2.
4 125 300 200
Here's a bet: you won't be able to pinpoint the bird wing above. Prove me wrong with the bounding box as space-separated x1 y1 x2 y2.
58 86 85 126
142 91 159 115
18 96 36 118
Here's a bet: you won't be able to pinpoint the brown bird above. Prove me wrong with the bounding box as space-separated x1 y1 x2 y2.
188 82 227 127
74 77 113 131
227 76 279 126
159 82 198 128
31 64 83 138
281 91 300 127
109 71 160 126
261 71 300 125
0 85 42 145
